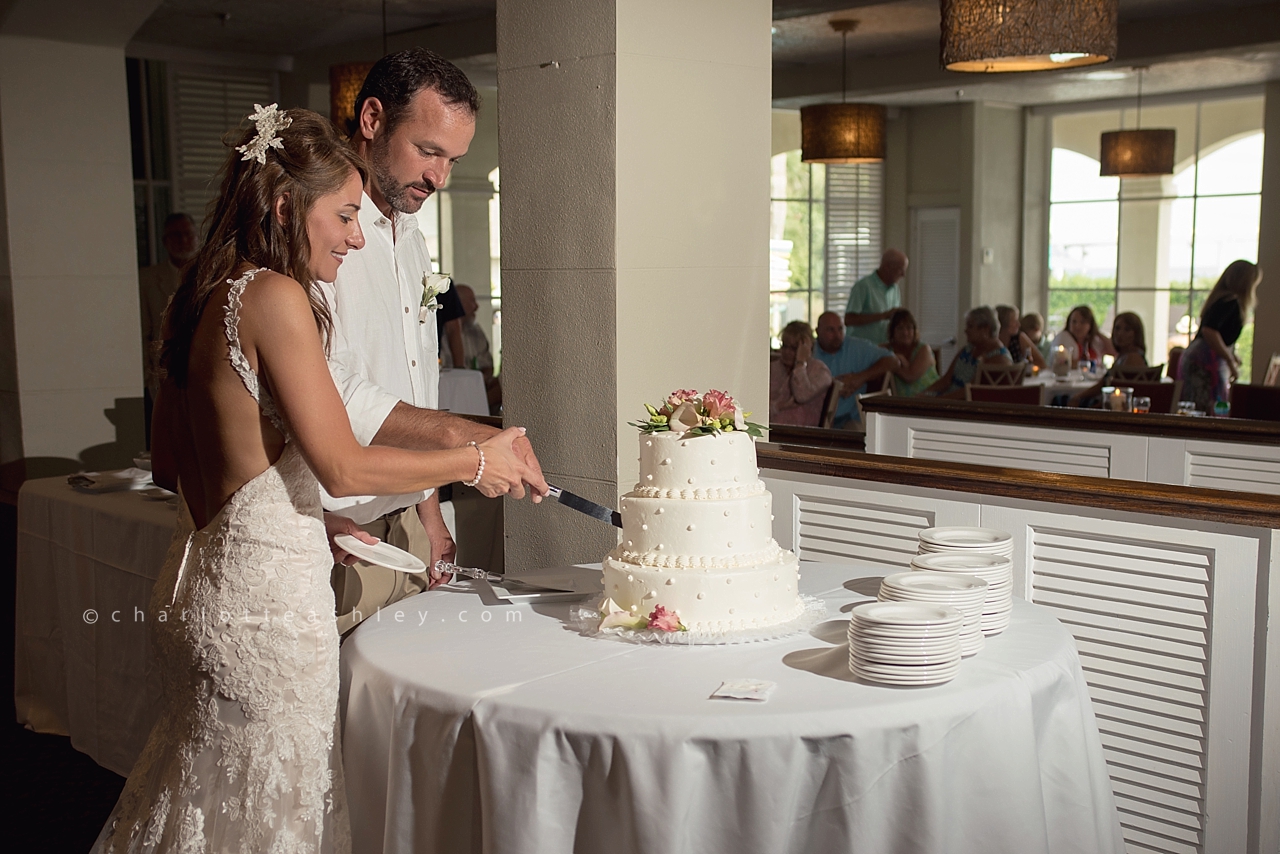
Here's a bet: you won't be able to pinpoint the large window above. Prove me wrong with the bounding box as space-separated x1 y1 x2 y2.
1048 96 1263 379
769 152 883 346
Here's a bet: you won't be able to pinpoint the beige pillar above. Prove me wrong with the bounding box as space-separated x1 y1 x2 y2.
1255 81 1280 382
497 0 771 572
0 33 147 477
1116 176 1174 361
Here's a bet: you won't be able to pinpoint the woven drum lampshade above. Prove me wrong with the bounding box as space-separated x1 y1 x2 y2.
329 62 374 131
801 103 887 163
941 0 1118 72
1100 129 1176 177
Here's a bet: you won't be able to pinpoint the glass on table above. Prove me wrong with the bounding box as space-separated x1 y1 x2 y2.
1132 396 1151 414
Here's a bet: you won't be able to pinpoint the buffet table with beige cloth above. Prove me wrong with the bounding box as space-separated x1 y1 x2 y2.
340 562 1123 854
437 367 488 416
15 476 176 775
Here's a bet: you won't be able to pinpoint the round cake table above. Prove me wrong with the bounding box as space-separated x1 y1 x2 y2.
339 563 1123 854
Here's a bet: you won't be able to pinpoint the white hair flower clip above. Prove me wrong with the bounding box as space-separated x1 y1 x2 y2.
236 103 292 164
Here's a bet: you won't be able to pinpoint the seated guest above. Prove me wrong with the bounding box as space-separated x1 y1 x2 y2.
1051 305 1116 368
925 306 1012 399
996 304 1046 369
451 284 502 414
882 309 939 397
813 310 898 428
1020 311 1053 363
770 320 833 427
1068 312 1148 407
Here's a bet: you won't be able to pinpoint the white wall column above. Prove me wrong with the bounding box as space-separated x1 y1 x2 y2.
0 34 146 478
1116 176 1174 359
497 0 772 571
1256 80 1280 382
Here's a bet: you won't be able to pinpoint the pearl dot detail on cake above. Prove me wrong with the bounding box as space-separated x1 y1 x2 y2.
710 459 716 465
724 510 730 517
729 608 735 615
641 524 648 531
645 474 653 481
687 524 695 531
688 478 695 484
661 458 671 466
655 508 663 515
627 574 634 582
697 592 705 600
665 578 674 585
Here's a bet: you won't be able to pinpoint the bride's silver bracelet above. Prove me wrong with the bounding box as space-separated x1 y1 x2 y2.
464 441 485 487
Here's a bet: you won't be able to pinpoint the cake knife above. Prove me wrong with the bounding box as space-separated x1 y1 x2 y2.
546 485 623 528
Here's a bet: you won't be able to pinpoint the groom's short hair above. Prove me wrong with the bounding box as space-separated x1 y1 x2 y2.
352 48 479 137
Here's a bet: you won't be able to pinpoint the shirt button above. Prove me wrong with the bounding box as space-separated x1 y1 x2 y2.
404 306 410 313
411 360 417 367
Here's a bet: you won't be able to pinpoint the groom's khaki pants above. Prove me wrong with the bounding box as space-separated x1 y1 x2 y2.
332 506 432 636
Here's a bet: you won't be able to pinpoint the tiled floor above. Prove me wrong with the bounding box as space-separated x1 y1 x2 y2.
3 502 125 852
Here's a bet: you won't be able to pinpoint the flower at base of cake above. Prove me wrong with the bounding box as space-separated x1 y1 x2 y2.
631 388 763 438
645 605 685 632
597 597 687 632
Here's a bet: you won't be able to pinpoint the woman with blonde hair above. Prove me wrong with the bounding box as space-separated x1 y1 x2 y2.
771 319 833 426
93 108 532 854
1179 259 1263 412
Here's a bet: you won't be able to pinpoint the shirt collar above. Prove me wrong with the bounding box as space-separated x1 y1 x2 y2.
360 190 418 235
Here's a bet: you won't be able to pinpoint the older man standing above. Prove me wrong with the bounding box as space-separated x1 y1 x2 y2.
844 249 908 344
321 48 546 633
814 311 899 429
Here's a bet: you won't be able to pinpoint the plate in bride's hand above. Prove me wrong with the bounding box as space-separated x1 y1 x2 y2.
333 534 427 573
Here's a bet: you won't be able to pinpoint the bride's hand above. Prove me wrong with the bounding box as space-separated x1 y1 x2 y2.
474 427 530 500
324 512 378 566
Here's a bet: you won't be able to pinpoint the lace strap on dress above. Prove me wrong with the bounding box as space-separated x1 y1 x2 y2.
223 268 287 433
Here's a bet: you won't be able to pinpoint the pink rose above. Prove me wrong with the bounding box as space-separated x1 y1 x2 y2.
647 605 684 632
703 389 736 419
666 388 700 409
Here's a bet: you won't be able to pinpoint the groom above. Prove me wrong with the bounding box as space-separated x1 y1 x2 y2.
321 48 545 634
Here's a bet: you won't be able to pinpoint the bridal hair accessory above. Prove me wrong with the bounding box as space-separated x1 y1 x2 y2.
236 104 292 164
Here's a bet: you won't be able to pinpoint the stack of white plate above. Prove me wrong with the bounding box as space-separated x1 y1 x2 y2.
847 601 964 686
917 526 1014 558
910 552 1012 635
878 571 988 656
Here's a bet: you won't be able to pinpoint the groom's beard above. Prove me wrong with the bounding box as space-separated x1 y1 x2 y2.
372 137 436 214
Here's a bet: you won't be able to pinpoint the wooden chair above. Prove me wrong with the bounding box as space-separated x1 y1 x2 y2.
1124 380 1182 414
854 387 893 429
1167 346 1184 380
1229 383 1280 421
965 384 1044 406
973 361 1027 386
1264 354 1280 387
819 378 843 429
1112 364 1165 382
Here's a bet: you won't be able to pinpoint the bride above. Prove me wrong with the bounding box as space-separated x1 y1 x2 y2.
92 107 530 853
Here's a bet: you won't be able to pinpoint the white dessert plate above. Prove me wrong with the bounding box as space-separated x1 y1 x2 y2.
850 646 962 665
849 637 961 655
851 659 961 680
850 666 959 686
882 571 987 595
851 652 961 671
849 601 963 627
918 527 1012 548
911 553 1011 570
333 534 426 574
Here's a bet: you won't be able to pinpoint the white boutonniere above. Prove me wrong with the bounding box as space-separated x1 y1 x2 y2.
419 273 452 323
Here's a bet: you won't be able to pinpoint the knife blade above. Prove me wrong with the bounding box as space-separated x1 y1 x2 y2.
547 485 622 528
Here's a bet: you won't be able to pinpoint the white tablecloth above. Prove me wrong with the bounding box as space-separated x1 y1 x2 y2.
438 368 488 416
340 563 1123 854
15 476 176 775
1024 370 1101 400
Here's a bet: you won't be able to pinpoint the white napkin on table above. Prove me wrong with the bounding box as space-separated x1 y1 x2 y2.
68 467 153 493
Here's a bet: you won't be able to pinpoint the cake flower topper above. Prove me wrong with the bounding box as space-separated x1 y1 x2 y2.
236 103 292 164
631 389 764 438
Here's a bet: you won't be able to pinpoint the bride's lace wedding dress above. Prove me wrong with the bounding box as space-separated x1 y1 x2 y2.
93 269 350 854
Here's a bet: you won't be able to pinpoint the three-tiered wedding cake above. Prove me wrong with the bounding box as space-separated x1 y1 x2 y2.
600 391 804 633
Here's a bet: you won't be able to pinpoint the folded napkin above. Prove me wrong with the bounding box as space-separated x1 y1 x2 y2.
68 467 154 493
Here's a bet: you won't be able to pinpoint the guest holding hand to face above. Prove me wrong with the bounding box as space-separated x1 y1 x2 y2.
1051 305 1116 368
1179 260 1263 413
925 306 1012 399
1069 312 1148 407
771 320 833 427
882 309 939 396
1019 312 1052 363
996 305 1046 370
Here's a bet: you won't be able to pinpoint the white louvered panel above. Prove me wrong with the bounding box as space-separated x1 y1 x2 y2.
794 494 930 566
908 427 1113 476
1027 527 1212 854
823 163 883 314
1186 450 1280 495
172 70 274 227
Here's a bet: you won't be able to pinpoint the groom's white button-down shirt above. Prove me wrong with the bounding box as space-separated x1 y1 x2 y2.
318 191 440 525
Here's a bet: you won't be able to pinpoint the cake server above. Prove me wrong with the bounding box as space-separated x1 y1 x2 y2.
546 485 622 528
435 561 581 592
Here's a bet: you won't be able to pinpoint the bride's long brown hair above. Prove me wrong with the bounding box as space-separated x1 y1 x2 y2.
161 109 367 386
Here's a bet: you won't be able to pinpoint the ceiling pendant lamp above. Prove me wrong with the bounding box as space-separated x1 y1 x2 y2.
1100 68 1175 177
801 20 886 164
940 0 1118 73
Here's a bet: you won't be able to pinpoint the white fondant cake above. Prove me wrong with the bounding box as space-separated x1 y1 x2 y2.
603 430 804 632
